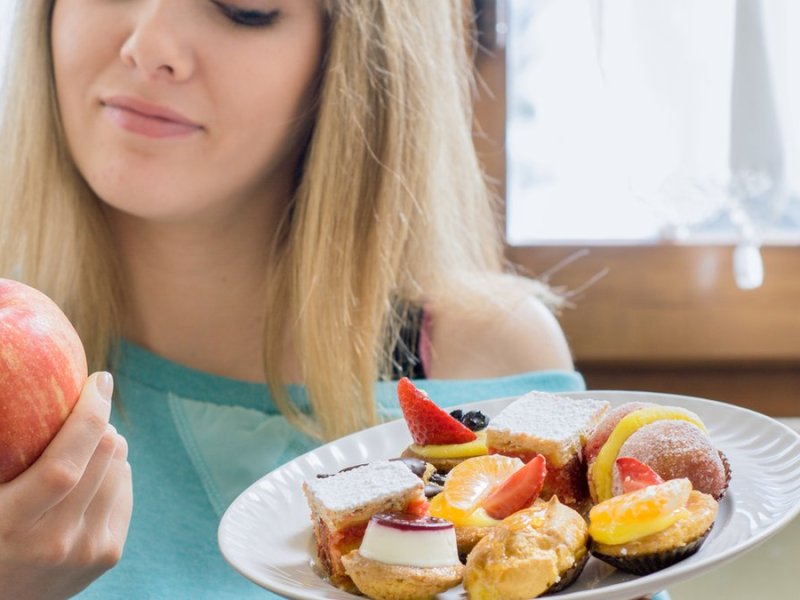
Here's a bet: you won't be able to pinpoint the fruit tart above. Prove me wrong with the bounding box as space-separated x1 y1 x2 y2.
428 453 547 557
341 512 463 600
397 377 489 472
588 458 718 575
463 496 589 600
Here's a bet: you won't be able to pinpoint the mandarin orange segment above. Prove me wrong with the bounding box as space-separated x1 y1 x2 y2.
442 455 523 512
588 478 692 545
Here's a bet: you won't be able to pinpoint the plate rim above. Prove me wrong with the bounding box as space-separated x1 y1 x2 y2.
218 389 800 600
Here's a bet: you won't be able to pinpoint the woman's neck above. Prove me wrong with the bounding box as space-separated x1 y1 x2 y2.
110 209 276 383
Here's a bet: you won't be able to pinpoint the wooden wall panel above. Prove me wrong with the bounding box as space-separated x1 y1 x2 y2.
507 245 800 364
580 365 799 417
508 245 800 416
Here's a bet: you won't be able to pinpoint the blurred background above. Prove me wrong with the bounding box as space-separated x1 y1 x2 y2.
470 2 800 596
472 0 800 422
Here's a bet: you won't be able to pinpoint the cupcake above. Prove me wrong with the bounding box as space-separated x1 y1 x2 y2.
588 459 718 575
463 496 589 599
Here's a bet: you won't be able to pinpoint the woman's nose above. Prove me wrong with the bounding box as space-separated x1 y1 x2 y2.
119 1 195 82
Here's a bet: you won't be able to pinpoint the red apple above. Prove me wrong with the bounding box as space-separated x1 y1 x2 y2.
0 278 88 483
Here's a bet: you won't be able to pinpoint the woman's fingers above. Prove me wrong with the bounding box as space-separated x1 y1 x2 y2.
104 443 133 550
4 372 114 524
85 437 133 567
55 424 119 519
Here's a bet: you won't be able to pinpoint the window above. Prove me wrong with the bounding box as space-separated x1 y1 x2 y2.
506 0 800 250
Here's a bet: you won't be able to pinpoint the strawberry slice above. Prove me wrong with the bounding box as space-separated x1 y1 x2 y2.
482 454 547 520
616 456 665 494
397 377 477 446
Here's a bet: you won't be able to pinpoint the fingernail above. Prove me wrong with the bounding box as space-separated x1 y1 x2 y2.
96 371 114 402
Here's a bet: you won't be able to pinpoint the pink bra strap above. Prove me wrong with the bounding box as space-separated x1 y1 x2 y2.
418 309 433 378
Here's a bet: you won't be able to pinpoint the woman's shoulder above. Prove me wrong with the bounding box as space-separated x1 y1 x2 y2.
422 274 575 379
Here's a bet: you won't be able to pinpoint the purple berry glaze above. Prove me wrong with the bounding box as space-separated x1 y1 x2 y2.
371 512 453 531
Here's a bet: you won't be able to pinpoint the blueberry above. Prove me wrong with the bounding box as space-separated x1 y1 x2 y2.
461 410 488 431
449 409 463 421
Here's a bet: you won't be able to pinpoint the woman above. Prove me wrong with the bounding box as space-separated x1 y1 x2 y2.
0 1 581 597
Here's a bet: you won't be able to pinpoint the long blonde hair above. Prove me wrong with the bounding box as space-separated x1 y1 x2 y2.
1 1 506 441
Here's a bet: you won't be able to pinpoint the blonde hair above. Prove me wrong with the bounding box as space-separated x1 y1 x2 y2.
1 1 508 441
0 0 124 372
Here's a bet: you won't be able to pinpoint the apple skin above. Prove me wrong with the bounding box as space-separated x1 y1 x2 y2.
0 278 88 483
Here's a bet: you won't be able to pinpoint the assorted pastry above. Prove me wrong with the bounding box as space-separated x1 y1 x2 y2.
397 377 490 473
464 496 589 600
584 402 730 502
302 459 429 592
588 457 718 575
341 513 463 600
302 379 731 599
428 453 548 557
486 391 609 510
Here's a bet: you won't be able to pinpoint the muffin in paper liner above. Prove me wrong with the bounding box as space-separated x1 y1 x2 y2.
590 524 713 576
716 451 732 499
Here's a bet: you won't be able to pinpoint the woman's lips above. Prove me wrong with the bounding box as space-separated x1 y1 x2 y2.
101 96 203 139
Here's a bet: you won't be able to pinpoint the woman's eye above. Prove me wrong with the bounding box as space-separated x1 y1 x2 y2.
213 2 281 28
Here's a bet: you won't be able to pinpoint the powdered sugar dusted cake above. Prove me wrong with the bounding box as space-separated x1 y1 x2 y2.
487 392 610 508
303 460 427 592
488 392 609 466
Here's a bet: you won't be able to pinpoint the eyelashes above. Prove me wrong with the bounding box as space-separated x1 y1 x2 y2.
212 2 281 28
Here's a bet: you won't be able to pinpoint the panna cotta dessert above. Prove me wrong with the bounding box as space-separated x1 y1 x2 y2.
360 513 460 566
342 513 463 600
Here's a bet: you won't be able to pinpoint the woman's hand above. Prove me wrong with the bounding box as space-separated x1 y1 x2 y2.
0 372 133 600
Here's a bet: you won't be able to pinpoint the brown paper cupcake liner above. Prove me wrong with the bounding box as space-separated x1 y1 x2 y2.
544 550 590 594
717 450 732 500
590 525 713 576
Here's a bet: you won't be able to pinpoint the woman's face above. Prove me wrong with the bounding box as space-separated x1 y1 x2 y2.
51 0 325 224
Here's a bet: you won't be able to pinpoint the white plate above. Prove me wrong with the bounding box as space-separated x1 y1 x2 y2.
218 391 800 599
